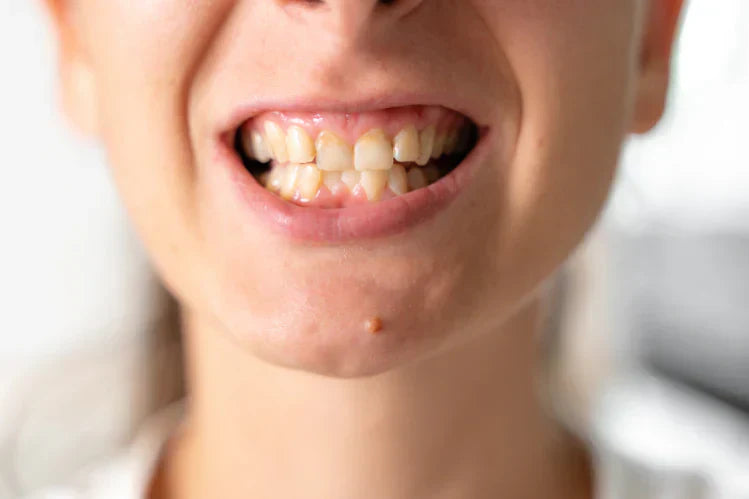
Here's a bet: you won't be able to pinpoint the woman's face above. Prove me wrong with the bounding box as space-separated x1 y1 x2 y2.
55 0 660 376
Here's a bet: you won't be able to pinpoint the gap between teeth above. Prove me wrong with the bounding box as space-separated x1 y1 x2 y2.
243 124 467 202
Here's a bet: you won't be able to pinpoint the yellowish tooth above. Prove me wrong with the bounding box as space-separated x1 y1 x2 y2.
315 131 354 171
393 125 419 163
360 170 389 201
388 164 408 195
341 170 361 191
423 166 441 184
407 168 428 190
286 125 316 163
280 163 300 199
297 164 322 201
267 166 285 192
431 133 446 159
354 129 393 171
243 130 271 163
264 121 289 163
443 131 458 155
416 125 436 166
322 171 342 190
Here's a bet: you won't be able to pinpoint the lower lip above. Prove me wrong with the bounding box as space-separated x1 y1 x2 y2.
213 130 491 242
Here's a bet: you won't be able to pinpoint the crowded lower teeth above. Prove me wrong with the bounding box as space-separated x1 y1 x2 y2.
239 121 474 206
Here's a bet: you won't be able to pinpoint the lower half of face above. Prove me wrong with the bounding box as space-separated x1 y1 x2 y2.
82 0 642 377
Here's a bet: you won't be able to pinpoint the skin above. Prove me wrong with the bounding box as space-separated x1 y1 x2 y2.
45 0 684 497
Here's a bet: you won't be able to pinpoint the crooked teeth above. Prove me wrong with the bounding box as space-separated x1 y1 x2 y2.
297 163 322 201
416 125 436 166
280 164 299 200
360 170 389 201
322 170 342 190
388 164 408 195
393 125 419 163
264 121 289 163
355 129 394 171
316 131 354 171
286 126 316 163
341 170 361 190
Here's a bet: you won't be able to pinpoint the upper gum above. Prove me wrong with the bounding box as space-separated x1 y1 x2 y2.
248 106 464 145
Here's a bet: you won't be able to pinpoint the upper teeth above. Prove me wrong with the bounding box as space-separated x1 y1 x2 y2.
245 122 462 171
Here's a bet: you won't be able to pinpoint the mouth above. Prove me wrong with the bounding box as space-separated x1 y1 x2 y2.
216 104 488 241
232 106 479 208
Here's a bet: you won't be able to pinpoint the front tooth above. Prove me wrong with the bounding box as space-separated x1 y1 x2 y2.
416 125 436 166
407 168 427 190
322 171 342 190
341 170 361 191
243 130 271 163
264 121 289 163
315 131 354 171
286 126 316 163
431 133 446 159
360 170 389 201
297 164 322 201
355 129 393 171
393 125 419 162
388 164 408 195
280 163 300 199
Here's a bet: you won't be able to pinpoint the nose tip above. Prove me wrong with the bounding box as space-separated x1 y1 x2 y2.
280 0 427 40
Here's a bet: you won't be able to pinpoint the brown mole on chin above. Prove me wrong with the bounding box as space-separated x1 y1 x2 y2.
365 317 383 334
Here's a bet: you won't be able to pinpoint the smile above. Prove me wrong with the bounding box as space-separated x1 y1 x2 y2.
216 103 490 241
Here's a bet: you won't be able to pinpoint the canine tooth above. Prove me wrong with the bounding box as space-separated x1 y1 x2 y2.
416 125 436 166
355 129 393 171
393 125 419 162
341 170 361 190
407 168 427 190
322 171 342 190
297 164 322 200
431 133 446 158
264 121 289 163
316 131 353 171
280 163 300 199
423 166 441 184
388 164 408 195
243 130 271 163
286 126 316 163
268 166 285 192
360 170 389 201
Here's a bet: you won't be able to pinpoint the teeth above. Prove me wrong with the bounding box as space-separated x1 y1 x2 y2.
322 171 342 190
393 125 419 163
407 168 428 191
280 163 300 200
297 164 322 201
243 130 271 163
267 165 285 192
341 170 361 190
431 133 445 159
315 131 354 171
423 166 441 184
388 164 408 195
354 129 394 171
416 125 436 166
443 131 458 155
360 170 389 201
264 121 289 163
286 126 316 163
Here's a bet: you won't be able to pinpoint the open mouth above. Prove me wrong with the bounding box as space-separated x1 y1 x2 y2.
232 105 479 208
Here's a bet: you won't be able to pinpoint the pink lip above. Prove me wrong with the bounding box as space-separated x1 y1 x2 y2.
213 129 490 242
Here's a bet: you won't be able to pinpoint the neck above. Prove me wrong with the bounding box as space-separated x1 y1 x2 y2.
160 294 590 499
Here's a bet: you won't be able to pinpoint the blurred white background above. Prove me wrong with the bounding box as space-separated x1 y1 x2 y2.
0 1 747 498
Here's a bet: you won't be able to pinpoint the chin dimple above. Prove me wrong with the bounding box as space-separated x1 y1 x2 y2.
238 108 475 207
